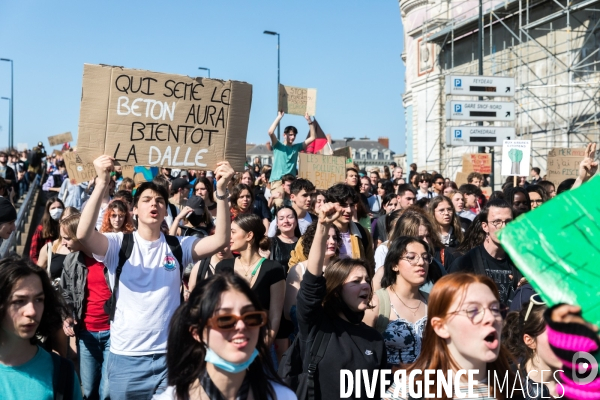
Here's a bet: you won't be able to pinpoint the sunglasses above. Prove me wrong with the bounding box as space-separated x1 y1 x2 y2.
524 294 546 322
206 311 267 330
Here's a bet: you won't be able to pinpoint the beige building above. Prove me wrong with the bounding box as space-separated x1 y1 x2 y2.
400 0 600 187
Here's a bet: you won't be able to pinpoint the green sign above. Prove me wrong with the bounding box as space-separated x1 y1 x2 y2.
498 175 600 326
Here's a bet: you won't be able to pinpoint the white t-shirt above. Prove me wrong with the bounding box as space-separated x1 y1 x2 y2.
153 381 297 400
268 212 312 238
94 232 196 356
374 241 389 272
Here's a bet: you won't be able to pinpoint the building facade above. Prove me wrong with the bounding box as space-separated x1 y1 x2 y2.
400 0 600 187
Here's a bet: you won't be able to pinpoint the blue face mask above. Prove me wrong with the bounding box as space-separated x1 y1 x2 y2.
204 347 258 373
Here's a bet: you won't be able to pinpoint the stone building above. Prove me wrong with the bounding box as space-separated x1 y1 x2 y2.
400 0 600 187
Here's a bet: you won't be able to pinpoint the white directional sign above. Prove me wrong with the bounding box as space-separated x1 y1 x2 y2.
446 126 515 147
445 75 515 97
446 101 515 122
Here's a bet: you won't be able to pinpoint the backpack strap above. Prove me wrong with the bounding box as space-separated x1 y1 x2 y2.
105 233 134 321
306 330 332 400
164 235 184 281
197 257 213 282
168 203 177 221
51 352 74 400
375 288 391 333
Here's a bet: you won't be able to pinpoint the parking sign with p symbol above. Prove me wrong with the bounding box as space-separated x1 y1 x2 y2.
454 79 462 87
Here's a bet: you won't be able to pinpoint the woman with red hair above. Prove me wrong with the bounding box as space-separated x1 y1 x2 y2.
386 273 520 399
99 200 134 234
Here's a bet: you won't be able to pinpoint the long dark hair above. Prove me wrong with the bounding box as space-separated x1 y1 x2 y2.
301 220 342 259
274 205 301 238
195 177 215 205
502 301 547 366
166 273 285 400
230 184 254 214
40 197 64 240
233 213 270 251
381 236 430 288
0 256 63 344
427 195 464 244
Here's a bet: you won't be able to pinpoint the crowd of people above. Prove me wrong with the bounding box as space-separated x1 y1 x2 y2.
0 116 598 400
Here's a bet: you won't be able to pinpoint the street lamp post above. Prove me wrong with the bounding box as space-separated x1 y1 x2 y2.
0 59 13 149
1 97 9 141
198 67 210 78
263 30 280 140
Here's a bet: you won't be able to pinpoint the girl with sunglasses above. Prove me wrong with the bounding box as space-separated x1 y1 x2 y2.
364 236 430 367
503 295 562 399
158 273 295 399
386 273 519 399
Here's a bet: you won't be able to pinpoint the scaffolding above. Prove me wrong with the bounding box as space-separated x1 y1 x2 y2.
404 0 600 183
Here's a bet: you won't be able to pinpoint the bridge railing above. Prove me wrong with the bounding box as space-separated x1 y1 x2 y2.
0 174 41 259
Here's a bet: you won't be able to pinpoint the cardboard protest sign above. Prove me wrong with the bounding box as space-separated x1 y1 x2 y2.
501 140 531 176
63 151 96 184
278 85 317 116
17 143 28 151
76 64 252 171
298 153 345 189
48 132 73 147
498 175 600 326
462 153 491 174
546 148 587 187
455 171 469 186
333 147 352 162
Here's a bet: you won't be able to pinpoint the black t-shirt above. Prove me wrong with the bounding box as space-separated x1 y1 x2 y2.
270 237 296 275
215 258 285 310
448 245 520 306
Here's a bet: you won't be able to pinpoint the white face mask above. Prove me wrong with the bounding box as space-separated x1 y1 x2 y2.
49 208 64 221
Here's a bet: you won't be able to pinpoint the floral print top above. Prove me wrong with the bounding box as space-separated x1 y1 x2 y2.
382 304 427 366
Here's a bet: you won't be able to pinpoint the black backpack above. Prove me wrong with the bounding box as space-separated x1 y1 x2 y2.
103 233 184 321
50 352 75 400
278 328 332 400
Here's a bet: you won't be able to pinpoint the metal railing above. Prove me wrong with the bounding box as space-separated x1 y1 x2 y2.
0 174 41 259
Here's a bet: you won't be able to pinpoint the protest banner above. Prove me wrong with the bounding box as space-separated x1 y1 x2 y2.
462 153 491 174
63 151 96 184
298 153 345 189
546 147 587 186
501 140 531 176
498 175 600 326
48 132 73 147
76 64 252 171
278 84 317 116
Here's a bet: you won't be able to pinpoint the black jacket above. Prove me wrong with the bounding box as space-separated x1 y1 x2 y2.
296 270 387 399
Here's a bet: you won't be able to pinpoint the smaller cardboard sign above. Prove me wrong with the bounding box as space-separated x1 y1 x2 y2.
298 153 345 189
48 132 73 147
278 85 317 116
63 151 96 184
501 140 531 176
482 187 493 199
546 148 588 186
17 143 28 151
52 150 63 157
462 153 491 174
455 171 469 186
332 147 352 161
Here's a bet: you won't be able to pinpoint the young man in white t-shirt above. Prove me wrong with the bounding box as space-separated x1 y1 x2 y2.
76 155 234 400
